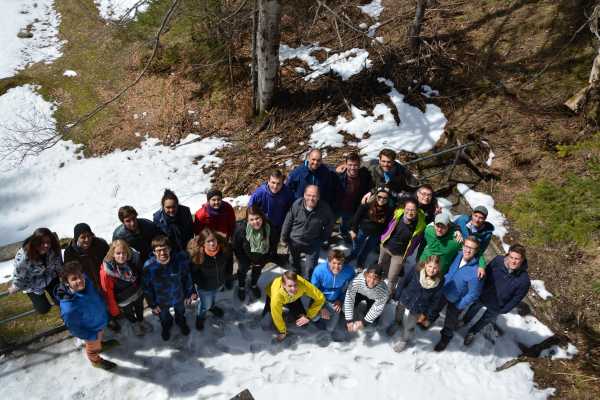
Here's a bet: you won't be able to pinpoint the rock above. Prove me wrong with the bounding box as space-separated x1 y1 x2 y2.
17 30 33 39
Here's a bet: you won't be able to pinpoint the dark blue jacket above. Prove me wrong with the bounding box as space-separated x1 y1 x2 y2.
143 251 194 308
56 275 109 341
113 218 161 262
480 255 531 314
286 163 338 205
454 214 495 254
153 205 194 252
310 262 355 303
396 268 443 318
443 252 484 310
248 182 294 229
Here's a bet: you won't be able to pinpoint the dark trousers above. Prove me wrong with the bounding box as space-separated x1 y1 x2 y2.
121 295 145 323
262 296 306 319
288 240 321 278
27 277 60 314
463 301 500 335
348 229 380 269
349 293 377 323
440 300 461 339
237 261 266 288
158 301 186 329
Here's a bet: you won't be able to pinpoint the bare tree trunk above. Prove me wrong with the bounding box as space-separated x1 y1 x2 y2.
255 0 281 114
409 0 427 52
251 0 258 114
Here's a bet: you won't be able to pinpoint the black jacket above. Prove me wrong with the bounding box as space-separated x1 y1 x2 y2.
112 218 161 262
350 203 393 236
336 167 374 214
233 220 278 267
191 251 234 291
64 237 110 292
367 160 419 197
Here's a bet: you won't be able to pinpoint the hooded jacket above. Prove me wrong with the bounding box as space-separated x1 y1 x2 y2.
286 162 338 206
443 252 484 310
380 207 427 257
153 205 194 253
143 251 194 308
454 214 495 254
64 237 109 292
11 244 62 295
193 201 236 238
112 218 161 262
233 220 279 267
281 198 335 246
396 268 443 318
99 250 143 317
310 261 356 303
479 255 531 314
56 275 109 341
419 224 462 274
248 182 294 229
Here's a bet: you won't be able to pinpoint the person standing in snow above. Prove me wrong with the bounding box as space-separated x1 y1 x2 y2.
112 205 161 263
285 148 338 206
64 223 109 294
334 152 373 242
233 206 279 301
462 244 531 346
310 249 355 331
387 255 444 351
56 261 118 371
100 240 151 337
344 265 389 332
153 189 194 253
363 148 419 204
281 185 335 278
143 235 196 341
8 228 63 314
347 187 393 272
454 205 495 261
434 236 484 352
193 188 236 240
187 228 233 330
263 270 327 342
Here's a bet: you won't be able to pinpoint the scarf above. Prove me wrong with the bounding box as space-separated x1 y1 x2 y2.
103 251 139 283
207 203 224 218
204 243 221 257
246 222 270 254
419 268 440 289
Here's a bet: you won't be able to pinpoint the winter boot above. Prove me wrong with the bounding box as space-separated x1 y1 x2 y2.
434 335 451 352
92 358 117 371
195 317 205 331
210 305 224 318
237 287 246 302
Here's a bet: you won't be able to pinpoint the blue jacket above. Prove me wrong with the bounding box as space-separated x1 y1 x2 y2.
455 214 495 254
153 205 194 252
248 182 294 228
143 251 194 308
396 268 443 319
310 262 355 303
286 163 338 205
56 275 109 341
443 252 484 310
480 255 531 314
113 218 161 262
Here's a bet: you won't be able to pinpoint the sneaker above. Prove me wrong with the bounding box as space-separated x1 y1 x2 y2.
434 335 451 352
140 320 154 333
92 358 117 371
251 286 261 299
100 339 120 352
314 319 327 331
132 322 145 337
161 327 171 341
107 319 121 333
237 287 246 302
210 305 224 318
392 339 408 352
195 317 205 331
463 332 476 347
179 323 190 336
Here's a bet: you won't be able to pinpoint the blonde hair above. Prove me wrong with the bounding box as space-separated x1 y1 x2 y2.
104 239 133 263
417 255 442 279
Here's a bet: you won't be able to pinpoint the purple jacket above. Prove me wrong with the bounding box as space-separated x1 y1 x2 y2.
248 182 294 229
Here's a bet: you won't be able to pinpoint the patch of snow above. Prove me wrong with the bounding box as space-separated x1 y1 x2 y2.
486 149 496 167
0 85 230 246
294 67 306 74
279 43 329 67
421 85 440 98
374 36 385 44
540 343 578 360
95 0 149 21
0 260 13 284
63 70 78 77
0 0 64 79
310 78 447 157
359 22 368 29
276 145 287 152
358 0 384 19
456 183 510 252
223 195 250 208
437 197 454 218
284 159 293 167
367 22 381 38
264 137 281 149
531 280 553 300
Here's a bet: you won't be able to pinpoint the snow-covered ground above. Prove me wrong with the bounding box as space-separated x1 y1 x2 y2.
531 280 553 300
95 0 149 21
0 0 63 79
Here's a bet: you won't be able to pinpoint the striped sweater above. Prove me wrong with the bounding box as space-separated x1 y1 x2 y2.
344 272 389 323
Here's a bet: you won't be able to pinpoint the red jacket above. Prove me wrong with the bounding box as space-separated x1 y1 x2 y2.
100 266 121 317
193 202 236 238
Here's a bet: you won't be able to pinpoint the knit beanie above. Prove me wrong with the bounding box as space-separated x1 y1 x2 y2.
206 189 223 201
73 223 93 241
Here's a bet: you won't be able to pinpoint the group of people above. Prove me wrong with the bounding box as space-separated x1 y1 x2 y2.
7 148 531 371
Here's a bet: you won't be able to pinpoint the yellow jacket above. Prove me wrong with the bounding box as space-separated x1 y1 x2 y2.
266 275 325 334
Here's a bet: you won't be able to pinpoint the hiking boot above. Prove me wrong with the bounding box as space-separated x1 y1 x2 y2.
237 287 246 302
179 323 190 336
251 285 261 299
434 335 451 352
392 339 408 353
100 339 120 352
107 319 121 333
92 358 117 371
161 327 171 341
463 332 476 347
195 317 205 331
132 322 145 337
210 305 224 318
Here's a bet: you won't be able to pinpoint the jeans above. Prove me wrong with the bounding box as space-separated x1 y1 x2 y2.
348 229 380 269
196 289 218 319
463 301 500 335
26 276 60 314
289 240 321 278
394 304 417 343
440 301 461 339
158 301 186 329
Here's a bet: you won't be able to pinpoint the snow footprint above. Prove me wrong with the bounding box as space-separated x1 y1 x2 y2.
328 373 358 389
288 351 310 361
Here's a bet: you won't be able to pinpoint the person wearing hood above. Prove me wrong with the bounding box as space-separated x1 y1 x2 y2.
193 189 236 240
8 228 63 314
56 261 117 371
286 148 338 206
462 244 531 346
112 205 161 263
100 240 152 337
153 189 194 253
64 223 109 294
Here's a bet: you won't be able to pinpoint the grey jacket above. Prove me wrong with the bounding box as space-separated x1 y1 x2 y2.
281 198 335 246
12 247 63 294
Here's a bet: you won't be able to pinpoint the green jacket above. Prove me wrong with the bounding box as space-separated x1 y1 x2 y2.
420 224 486 274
